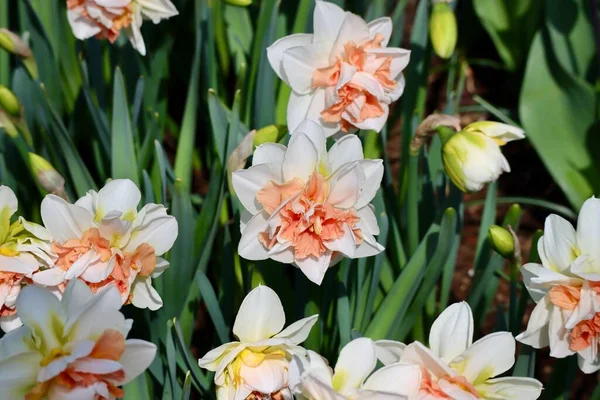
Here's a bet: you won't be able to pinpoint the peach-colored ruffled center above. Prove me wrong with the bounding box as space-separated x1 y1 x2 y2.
52 228 156 304
67 0 133 43
256 172 362 260
312 34 396 132
419 367 481 399
26 330 127 400
548 284 581 310
0 272 24 317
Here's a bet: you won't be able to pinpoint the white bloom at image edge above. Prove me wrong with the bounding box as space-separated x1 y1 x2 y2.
517 196 600 373
232 120 384 285
67 0 178 56
267 0 410 136
198 285 318 400
376 302 543 399
0 280 156 400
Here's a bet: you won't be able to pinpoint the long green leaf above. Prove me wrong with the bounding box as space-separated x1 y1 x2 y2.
111 68 139 185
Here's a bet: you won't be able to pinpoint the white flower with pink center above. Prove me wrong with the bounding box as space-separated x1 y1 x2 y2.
232 120 384 285
0 280 156 399
267 0 410 137
34 179 178 311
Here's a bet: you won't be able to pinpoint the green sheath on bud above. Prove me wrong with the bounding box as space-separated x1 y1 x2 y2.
253 125 287 148
28 153 67 199
223 0 252 6
0 86 21 117
429 2 457 60
488 224 515 260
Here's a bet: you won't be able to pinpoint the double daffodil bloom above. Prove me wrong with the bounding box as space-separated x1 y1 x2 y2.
442 121 525 192
289 337 421 399
378 302 543 399
0 279 156 399
198 285 318 399
518 197 600 373
0 186 55 332
34 179 178 311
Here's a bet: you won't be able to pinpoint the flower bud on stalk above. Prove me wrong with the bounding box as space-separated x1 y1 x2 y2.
0 85 21 117
488 224 515 260
0 29 38 79
430 1 457 59
28 153 69 200
223 0 252 5
0 86 33 146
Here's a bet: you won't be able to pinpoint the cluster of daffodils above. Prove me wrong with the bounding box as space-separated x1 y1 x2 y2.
200 286 543 399
67 0 178 55
517 197 600 373
0 179 177 334
0 279 156 399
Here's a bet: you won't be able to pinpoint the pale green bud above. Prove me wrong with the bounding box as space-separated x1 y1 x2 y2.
253 125 287 148
0 29 33 58
441 130 509 192
429 2 457 59
28 153 67 198
0 86 21 117
223 0 252 6
488 224 515 260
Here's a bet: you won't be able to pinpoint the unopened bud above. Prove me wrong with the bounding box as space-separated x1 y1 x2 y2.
0 29 33 58
253 125 287 148
0 86 21 117
223 0 252 5
429 2 457 60
28 153 67 199
488 225 515 260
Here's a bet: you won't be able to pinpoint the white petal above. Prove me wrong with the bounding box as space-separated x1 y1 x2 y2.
126 213 178 256
297 372 346 400
451 332 515 384
548 305 575 358
577 351 600 374
0 326 32 358
67 9 102 40
313 0 347 42
16 285 63 351
0 351 44 398
131 276 163 311
362 362 421 398
355 160 383 209
283 133 319 182
327 164 363 209
41 195 95 243
0 255 37 275
521 263 580 293
120 339 157 384
233 285 285 342
429 302 474 363
367 17 392 46
274 314 318 345
240 358 288 394
330 13 370 61
238 212 270 261
324 224 356 258
252 144 287 166
95 179 141 220
515 296 551 348
576 197 600 270
464 121 526 142
282 42 332 94
32 268 66 287
126 15 146 56
357 205 379 235
137 0 178 23
477 377 543 400
267 34 314 84
374 340 405 365
332 337 376 393
292 119 329 163
232 163 283 215
366 47 411 79
0 315 22 333
61 279 94 319
540 215 578 272
72 358 122 374
401 341 455 379
352 103 390 133
295 252 332 285
64 250 100 280
327 135 364 173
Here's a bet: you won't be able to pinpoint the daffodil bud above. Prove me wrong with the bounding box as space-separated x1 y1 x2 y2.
488 224 515 260
429 1 457 60
464 121 525 145
28 153 67 199
0 29 32 58
252 125 287 148
223 0 252 5
0 86 21 118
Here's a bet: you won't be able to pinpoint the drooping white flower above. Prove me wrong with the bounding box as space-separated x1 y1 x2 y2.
517 197 600 373
0 186 55 332
67 0 178 56
267 0 410 137
442 121 525 192
0 279 156 399
232 120 384 285
377 302 543 399
289 337 421 399
198 285 318 400
35 179 178 311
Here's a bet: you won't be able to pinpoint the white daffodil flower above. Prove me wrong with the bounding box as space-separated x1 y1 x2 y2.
289 337 421 400
231 120 384 285
267 0 410 137
198 285 318 400
67 0 178 56
35 179 178 311
0 279 156 399
377 302 543 399
0 186 55 332
442 121 525 192
517 197 600 373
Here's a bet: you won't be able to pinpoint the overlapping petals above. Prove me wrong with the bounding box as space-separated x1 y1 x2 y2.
232 121 384 285
0 280 156 399
267 0 410 136
34 179 178 311
517 197 600 373
198 285 318 399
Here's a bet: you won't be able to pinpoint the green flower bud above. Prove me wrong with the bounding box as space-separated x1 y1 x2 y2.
429 2 457 60
0 29 32 58
253 125 287 148
223 0 252 6
0 86 21 117
28 153 67 198
488 224 515 260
